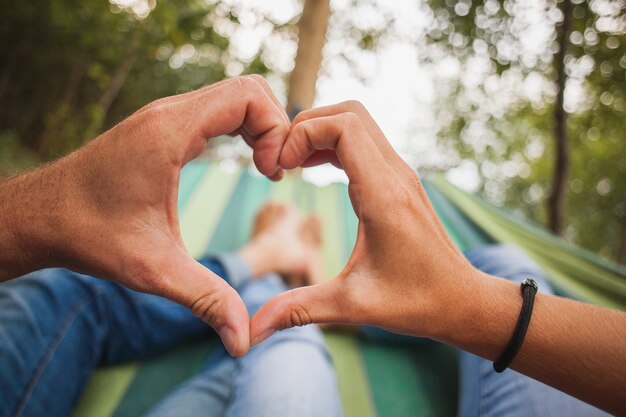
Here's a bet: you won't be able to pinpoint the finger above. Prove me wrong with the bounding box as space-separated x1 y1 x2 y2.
236 75 291 169
292 101 407 171
159 250 250 357
280 113 389 188
250 279 351 346
267 168 284 181
247 74 290 126
295 103 458 254
132 76 241 118
197 76 289 176
301 150 343 169
133 75 288 122
151 76 290 177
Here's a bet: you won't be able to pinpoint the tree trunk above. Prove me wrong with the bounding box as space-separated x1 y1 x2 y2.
286 0 331 117
547 0 572 235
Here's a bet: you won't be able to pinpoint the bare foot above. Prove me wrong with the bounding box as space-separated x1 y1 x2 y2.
296 215 327 287
239 203 308 278
238 203 328 286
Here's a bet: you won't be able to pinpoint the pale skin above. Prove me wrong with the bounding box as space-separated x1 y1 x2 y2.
0 80 624 414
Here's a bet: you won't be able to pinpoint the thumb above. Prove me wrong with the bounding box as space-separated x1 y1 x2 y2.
250 279 349 346
162 252 250 357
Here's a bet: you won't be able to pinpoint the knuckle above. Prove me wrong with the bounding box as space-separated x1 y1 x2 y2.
190 287 228 326
295 120 310 138
406 171 423 193
281 303 312 330
384 174 415 207
226 76 246 94
342 100 366 113
285 306 311 328
275 119 290 137
247 73 267 86
392 184 415 207
230 75 265 96
340 112 362 131
134 105 184 164
140 104 168 128
139 96 170 113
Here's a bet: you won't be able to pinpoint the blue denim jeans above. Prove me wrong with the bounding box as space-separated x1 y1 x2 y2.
0 254 341 417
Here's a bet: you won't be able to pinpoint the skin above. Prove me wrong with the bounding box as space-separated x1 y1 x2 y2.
248 101 626 416
0 75 291 357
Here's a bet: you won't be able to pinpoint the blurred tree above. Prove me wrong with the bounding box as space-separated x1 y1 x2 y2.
0 0 288 173
285 0 390 116
550 0 572 234
0 0 388 174
419 0 626 263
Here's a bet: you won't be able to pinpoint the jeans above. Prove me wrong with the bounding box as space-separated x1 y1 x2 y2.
0 254 342 417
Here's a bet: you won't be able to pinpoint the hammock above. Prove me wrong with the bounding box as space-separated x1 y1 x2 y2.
72 160 626 417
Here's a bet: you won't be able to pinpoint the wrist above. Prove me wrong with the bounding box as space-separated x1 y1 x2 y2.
0 160 75 279
0 171 45 278
427 268 522 361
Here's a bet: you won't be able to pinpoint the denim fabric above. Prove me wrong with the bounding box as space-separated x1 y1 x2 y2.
0 255 341 417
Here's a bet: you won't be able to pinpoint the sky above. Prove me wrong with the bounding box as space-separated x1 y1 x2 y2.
304 40 434 186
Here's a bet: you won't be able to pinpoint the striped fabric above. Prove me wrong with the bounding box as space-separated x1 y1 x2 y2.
72 161 626 417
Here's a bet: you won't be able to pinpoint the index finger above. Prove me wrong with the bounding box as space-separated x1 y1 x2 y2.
280 112 389 188
293 101 407 170
159 76 290 177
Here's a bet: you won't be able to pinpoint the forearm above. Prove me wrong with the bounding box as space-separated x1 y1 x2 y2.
437 272 626 415
0 163 68 280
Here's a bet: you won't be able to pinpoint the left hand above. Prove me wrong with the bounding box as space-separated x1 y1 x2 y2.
1 75 290 356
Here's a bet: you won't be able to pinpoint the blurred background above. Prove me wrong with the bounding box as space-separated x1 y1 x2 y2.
0 0 624 264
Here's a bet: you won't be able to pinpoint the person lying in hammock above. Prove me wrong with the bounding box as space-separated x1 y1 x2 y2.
1 76 625 416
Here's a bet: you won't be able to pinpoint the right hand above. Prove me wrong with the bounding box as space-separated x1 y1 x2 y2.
251 101 483 345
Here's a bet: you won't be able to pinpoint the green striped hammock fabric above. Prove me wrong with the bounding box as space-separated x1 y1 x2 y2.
72 160 626 417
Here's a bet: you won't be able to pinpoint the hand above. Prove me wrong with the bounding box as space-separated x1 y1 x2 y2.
250 101 485 345
0 75 290 356
245 101 626 417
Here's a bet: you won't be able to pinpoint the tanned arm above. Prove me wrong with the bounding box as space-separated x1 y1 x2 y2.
0 75 291 357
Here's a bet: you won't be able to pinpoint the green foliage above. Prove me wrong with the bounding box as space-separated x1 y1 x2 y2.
0 0 283 168
420 0 626 263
